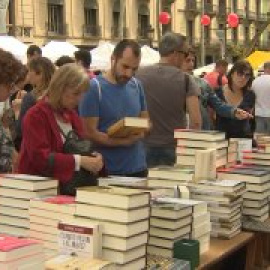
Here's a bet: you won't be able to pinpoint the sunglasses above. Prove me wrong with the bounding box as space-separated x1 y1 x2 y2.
236 70 252 79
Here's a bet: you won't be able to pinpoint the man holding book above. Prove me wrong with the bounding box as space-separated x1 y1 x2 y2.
79 40 149 177
136 32 201 167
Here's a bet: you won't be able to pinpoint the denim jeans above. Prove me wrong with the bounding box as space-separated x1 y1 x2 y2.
145 145 176 168
255 116 270 134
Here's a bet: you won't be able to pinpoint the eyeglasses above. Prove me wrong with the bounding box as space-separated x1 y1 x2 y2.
236 71 252 79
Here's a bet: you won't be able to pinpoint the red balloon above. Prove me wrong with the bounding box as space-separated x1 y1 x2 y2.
159 12 171 25
227 13 239 28
201 15 211 26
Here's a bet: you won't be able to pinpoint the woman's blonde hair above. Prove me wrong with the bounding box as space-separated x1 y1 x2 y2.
28 57 55 99
47 64 90 110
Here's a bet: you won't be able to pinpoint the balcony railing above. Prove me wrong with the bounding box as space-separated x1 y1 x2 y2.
83 24 101 37
204 3 216 15
237 9 245 19
185 0 200 12
257 12 270 22
46 22 67 36
137 27 149 39
6 24 33 37
248 11 256 20
111 27 129 38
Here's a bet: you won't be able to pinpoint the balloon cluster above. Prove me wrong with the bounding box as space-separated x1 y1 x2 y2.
200 13 239 28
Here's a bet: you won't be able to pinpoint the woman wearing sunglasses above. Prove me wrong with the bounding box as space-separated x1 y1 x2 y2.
215 60 255 140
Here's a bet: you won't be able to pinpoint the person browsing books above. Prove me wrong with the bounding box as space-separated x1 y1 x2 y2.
79 39 149 177
181 48 253 130
136 32 201 167
18 64 104 185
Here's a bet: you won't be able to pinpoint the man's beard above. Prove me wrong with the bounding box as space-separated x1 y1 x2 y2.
112 63 131 85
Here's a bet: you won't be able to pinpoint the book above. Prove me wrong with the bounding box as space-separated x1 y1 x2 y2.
98 176 147 187
191 222 211 238
103 232 148 251
0 235 42 261
151 203 192 220
0 252 44 270
0 215 29 228
174 129 226 141
29 230 57 243
107 117 149 138
73 217 149 237
76 186 150 209
0 224 28 237
30 196 76 214
243 189 270 200
147 245 173 257
217 168 270 184
150 225 191 239
189 179 246 195
76 203 150 223
176 146 227 157
150 215 192 230
155 197 208 216
194 148 217 181
58 218 102 259
243 198 268 208
243 158 270 166
0 174 58 191
0 205 29 219
0 187 57 200
148 166 194 181
45 255 116 270
176 139 228 149
0 196 29 209
148 234 189 249
242 204 269 217
102 244 146 264
29 207 74 221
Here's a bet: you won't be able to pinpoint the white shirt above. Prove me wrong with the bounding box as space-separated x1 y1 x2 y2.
252 74 270 117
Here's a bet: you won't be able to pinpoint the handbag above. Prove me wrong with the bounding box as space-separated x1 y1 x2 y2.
50 128 98 196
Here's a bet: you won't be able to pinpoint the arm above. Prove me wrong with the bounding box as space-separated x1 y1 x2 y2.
186 96 202 129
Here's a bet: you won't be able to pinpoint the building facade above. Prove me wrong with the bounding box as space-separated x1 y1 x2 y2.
6 0 270 64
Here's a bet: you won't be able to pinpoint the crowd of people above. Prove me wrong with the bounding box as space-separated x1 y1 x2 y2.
0 31 268 193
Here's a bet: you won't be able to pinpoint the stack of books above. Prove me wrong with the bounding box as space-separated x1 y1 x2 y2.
218 166 270 222
147 166 194 188
189 180 245 239
75 186 150 269
227 139 238 167
28 195 76 258
242 149 270 167
256 134 270 151
174 129 228 169
0 174 58 237
154 197 211 254
0 234 45 270
147 201 193 257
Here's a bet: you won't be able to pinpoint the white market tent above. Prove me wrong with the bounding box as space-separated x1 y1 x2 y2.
90 42 160 70
90 41 115 70
0 36 28 63
140 45 160 66
42 41 78 63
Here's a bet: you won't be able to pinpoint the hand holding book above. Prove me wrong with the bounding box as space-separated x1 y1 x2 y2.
234 108 253 120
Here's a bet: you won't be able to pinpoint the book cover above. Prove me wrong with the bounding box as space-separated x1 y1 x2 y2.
174 129 225 141
58 218 102 259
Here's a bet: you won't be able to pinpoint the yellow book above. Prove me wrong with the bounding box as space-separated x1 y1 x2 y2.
107 117 149 138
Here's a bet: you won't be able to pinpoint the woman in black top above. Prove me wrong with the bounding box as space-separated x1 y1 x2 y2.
215 60 255 139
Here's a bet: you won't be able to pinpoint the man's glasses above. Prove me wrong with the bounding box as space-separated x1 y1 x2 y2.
236 70 252 79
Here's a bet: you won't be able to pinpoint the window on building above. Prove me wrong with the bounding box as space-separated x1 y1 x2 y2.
218 0 226 14
232 28 238 44
232 0 238 13
112 0 120 37
245 26 250 42
47 0 65 35
204 26 210 43
186 20 194 45
84 0 99 36
138 3 150 38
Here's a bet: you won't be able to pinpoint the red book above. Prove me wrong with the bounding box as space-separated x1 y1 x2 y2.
44 195 75 204
0 235 42 261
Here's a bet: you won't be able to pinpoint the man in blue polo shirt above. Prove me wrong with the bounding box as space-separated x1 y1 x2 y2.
79 39 148 177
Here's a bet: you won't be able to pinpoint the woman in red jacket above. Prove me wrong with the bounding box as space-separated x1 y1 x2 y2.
18 64 103 186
